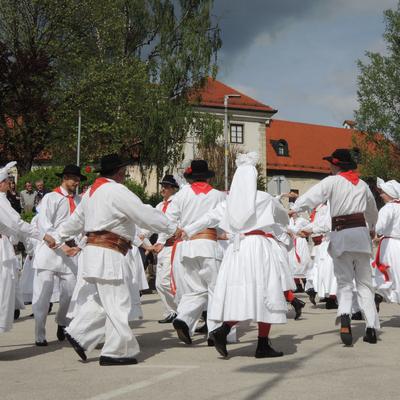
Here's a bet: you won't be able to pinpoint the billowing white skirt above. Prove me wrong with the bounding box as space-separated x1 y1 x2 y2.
289 238 311 278
314 241 337 298
209 236 287 324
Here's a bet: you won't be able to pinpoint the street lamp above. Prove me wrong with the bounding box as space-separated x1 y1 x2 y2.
224 94 241 191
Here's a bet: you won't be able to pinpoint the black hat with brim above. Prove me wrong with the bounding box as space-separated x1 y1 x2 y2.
95 154 131 174
323 148 357 170
183 160 215 180
159 174 179 188
55 165 87 181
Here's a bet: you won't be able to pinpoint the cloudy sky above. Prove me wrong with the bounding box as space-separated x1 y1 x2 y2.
213 0 398 127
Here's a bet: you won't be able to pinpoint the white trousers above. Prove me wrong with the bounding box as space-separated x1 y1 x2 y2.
332 252 379 329
0 266 16 333
156 246 176 317
176 257 220 335
66 278 139 358
32 269 76 341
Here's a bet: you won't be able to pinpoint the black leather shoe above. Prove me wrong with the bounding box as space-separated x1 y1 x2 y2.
207 338 214 346
65 332 87 361
99 356 138 366
195 323 208 334
291 297 305 320
173 318 192 344
255 337 284 358
57 325 66 341
306 289 317 306
340 314 352 346
363 328 377 344
351 311 363 321
209 323 231 357
325 298 338 309
14 309 20 320
158 313 177 324
48 302 53 314
35 340 48 347
375 294 383 313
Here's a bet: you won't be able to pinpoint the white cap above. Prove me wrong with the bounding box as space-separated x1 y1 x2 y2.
0 161 16 182
377 177 400 199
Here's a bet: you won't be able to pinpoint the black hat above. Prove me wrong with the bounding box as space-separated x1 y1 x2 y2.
55 165 87 181
183 160 215 180
323 148 357 170
95 154 131 174
159 174 179 188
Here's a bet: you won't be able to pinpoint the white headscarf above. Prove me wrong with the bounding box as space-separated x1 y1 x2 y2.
227 152 258 231
0 161 16 182
377 177 400 199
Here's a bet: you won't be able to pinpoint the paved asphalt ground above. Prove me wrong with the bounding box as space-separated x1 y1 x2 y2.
1 293 400 400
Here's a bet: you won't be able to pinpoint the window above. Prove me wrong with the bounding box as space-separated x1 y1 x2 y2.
271 139 289 156
230 124 244 144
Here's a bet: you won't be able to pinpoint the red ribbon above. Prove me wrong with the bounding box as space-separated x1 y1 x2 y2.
162 200 171 213
53 187 76 214
293 237 301 263
185 167 192 175
170 239 183 295
339 170 360 185
89 177 110 197
372 237 390 282
191 182 213 195
310 207 317 222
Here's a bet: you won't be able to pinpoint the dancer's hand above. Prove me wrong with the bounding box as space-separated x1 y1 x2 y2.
44 234 56 248
152 243 164 254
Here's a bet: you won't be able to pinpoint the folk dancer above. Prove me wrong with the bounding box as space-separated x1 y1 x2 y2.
290 149 379 346
156 160 225 344
48 154 178 366
32 165 86 346
181 152 287 358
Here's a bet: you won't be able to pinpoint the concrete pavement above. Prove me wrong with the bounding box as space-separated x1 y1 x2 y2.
1 294 400 400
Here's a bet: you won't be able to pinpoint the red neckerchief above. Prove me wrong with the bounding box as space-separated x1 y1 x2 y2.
191 182 213 195
53 187 76 214
339 170 360 185
89 178 110 197
372 237 390 282
162 199 171 213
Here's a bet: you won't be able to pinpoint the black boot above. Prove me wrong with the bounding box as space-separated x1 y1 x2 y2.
255 337 284 358
325 297 338 309
65 332 87 361
351 311 363 321
294 282 304 293
306 288 317 306
291 297 305 320
363 327 377 344
340 314 352 346
158 312 177 324
57 325 66 341
374 294 384 313
209 323 231 357
48 302 53 314
173 318 192 345
14 309 20 320
195 311 208 334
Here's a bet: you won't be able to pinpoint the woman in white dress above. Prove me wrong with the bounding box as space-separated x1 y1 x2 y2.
374 178 400 303
182 152 287 359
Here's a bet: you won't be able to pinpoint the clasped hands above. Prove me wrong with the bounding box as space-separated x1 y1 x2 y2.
150 227 188 254
43 234 81 257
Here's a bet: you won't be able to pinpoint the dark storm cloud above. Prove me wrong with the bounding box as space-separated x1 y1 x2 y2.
213 0 328 57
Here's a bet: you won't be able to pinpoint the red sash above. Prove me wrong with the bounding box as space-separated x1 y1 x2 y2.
191 182 213 195
89 178 110 197
372 237 390 282
53 187 76 214
293 237 301 263
339 170 360 185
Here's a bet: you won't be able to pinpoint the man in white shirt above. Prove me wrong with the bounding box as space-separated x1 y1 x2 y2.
156 160 225 345
290 149 379 346
49 154 178 366
32 164 86 346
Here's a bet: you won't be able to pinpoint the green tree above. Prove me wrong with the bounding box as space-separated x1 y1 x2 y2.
355 1 400 179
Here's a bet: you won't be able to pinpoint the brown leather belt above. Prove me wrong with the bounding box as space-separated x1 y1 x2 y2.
312 235 323 245
331 213 366 232
191 228 217 241
165 236 176 247
65 239 77 247
86 231 132 256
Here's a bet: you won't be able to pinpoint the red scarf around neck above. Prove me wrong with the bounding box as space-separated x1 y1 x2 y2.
90 177 110 197
339 170 360 185
191 182 213 195
53 187 76 214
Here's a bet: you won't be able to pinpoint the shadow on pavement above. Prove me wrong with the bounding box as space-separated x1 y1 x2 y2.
0 340 63 361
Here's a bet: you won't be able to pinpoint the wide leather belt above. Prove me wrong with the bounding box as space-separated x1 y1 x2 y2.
312 235 323 245
86 231 132 256
244 230 274 239
191 228 217 241
331 213 366 232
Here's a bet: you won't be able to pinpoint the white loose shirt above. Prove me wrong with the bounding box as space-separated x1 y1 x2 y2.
376 202 400 239
291 175 378 257
159 184 225 259
55 178 177 280
33 187 80 273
